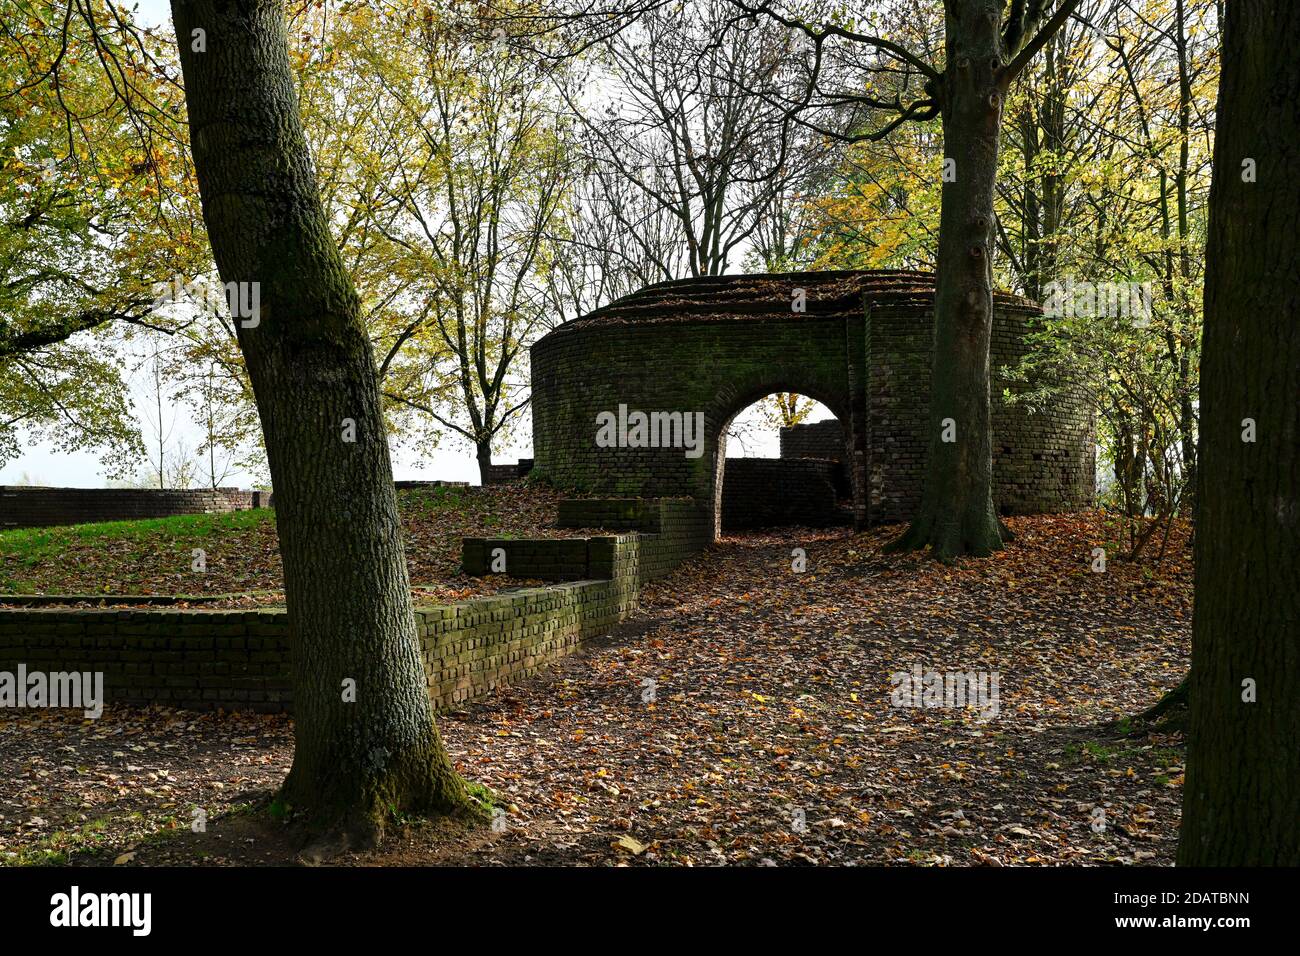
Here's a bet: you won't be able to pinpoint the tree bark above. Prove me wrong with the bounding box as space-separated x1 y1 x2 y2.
889 0 1009 562
1177 0 1300 866
170 0 472 844
476 442 494 485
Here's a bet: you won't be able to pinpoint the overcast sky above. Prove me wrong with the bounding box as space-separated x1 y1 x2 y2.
0 0 821 489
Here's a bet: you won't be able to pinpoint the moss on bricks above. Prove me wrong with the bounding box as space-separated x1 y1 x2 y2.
530 270 1093 533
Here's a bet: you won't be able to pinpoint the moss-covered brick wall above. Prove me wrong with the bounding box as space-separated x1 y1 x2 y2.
0 590 634 714
529 270 1095 534
720 459 848 530
779 420 847 461
464 497 711 584
867 302 1096 521
462 537 597 581
532 313 856 538
0 609 293 712
414 579 638 708
556 497 661 531
0 585 638 715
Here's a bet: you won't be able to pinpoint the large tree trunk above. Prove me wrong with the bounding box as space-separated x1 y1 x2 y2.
1177 0 1300 866
171 0 472 844
889 0 1009 562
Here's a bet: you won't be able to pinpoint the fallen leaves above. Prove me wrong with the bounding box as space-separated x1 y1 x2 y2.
0 509 1191 867
0 485 566 602
613 835 648 855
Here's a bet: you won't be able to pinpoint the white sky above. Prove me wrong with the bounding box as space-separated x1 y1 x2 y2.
134 0 170 28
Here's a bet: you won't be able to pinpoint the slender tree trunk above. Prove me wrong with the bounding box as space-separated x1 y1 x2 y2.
171 0 472 844
476 442 494 485
1020 109 1042 301
1177 0 1300 866
889 0 1008 562
1174 0 1197 502
1039 33 1065 292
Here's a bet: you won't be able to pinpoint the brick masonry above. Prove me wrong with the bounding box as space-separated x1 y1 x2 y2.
0 486 271 529
480 460 535 485
463 497 711 584
720 458 849 530
529 270 1095 533
1 481 475 530
866 300 1095 521
0 497 710 713
0 608 293 712
780 419 847 462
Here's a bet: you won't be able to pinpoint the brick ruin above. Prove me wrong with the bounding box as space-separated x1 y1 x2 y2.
1 497 711 712
0 270 1098 713
530 269 1095 536
721 421 851 530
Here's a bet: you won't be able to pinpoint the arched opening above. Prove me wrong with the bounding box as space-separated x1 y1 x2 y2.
714 391 854 535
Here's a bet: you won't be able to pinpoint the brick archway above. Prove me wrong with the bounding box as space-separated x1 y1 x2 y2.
529 270 1094 541
707 381 856 539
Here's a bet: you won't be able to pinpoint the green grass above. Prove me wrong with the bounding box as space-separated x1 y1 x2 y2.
464 779 500 811
1063 740 1183 767
5 817 111 867
0 485 543 594
0 510 277 592
6 801 266 867
406 486 465 512
0 510 274 565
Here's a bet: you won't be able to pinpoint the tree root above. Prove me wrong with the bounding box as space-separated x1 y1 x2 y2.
1135 676 1189 732
1104 675 1190 736
884 506 1011 563
279 757 487 860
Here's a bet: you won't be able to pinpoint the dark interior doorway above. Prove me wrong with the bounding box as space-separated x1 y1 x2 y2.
717 397 853 532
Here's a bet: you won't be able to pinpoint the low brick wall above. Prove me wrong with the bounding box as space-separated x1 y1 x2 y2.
480 460 535 485
0 497 707 713
556 497 661 531
422 565 640 708
462 536 601 581
630 499 712 580
465 498 711 584
0 588 634 713
720 458 850 530
0 486 269 530
779 420 846 462
0 608 293 711
1 482 481 529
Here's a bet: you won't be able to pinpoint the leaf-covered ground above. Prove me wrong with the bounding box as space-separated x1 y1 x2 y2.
0 484 563 600
0 511 1191 866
